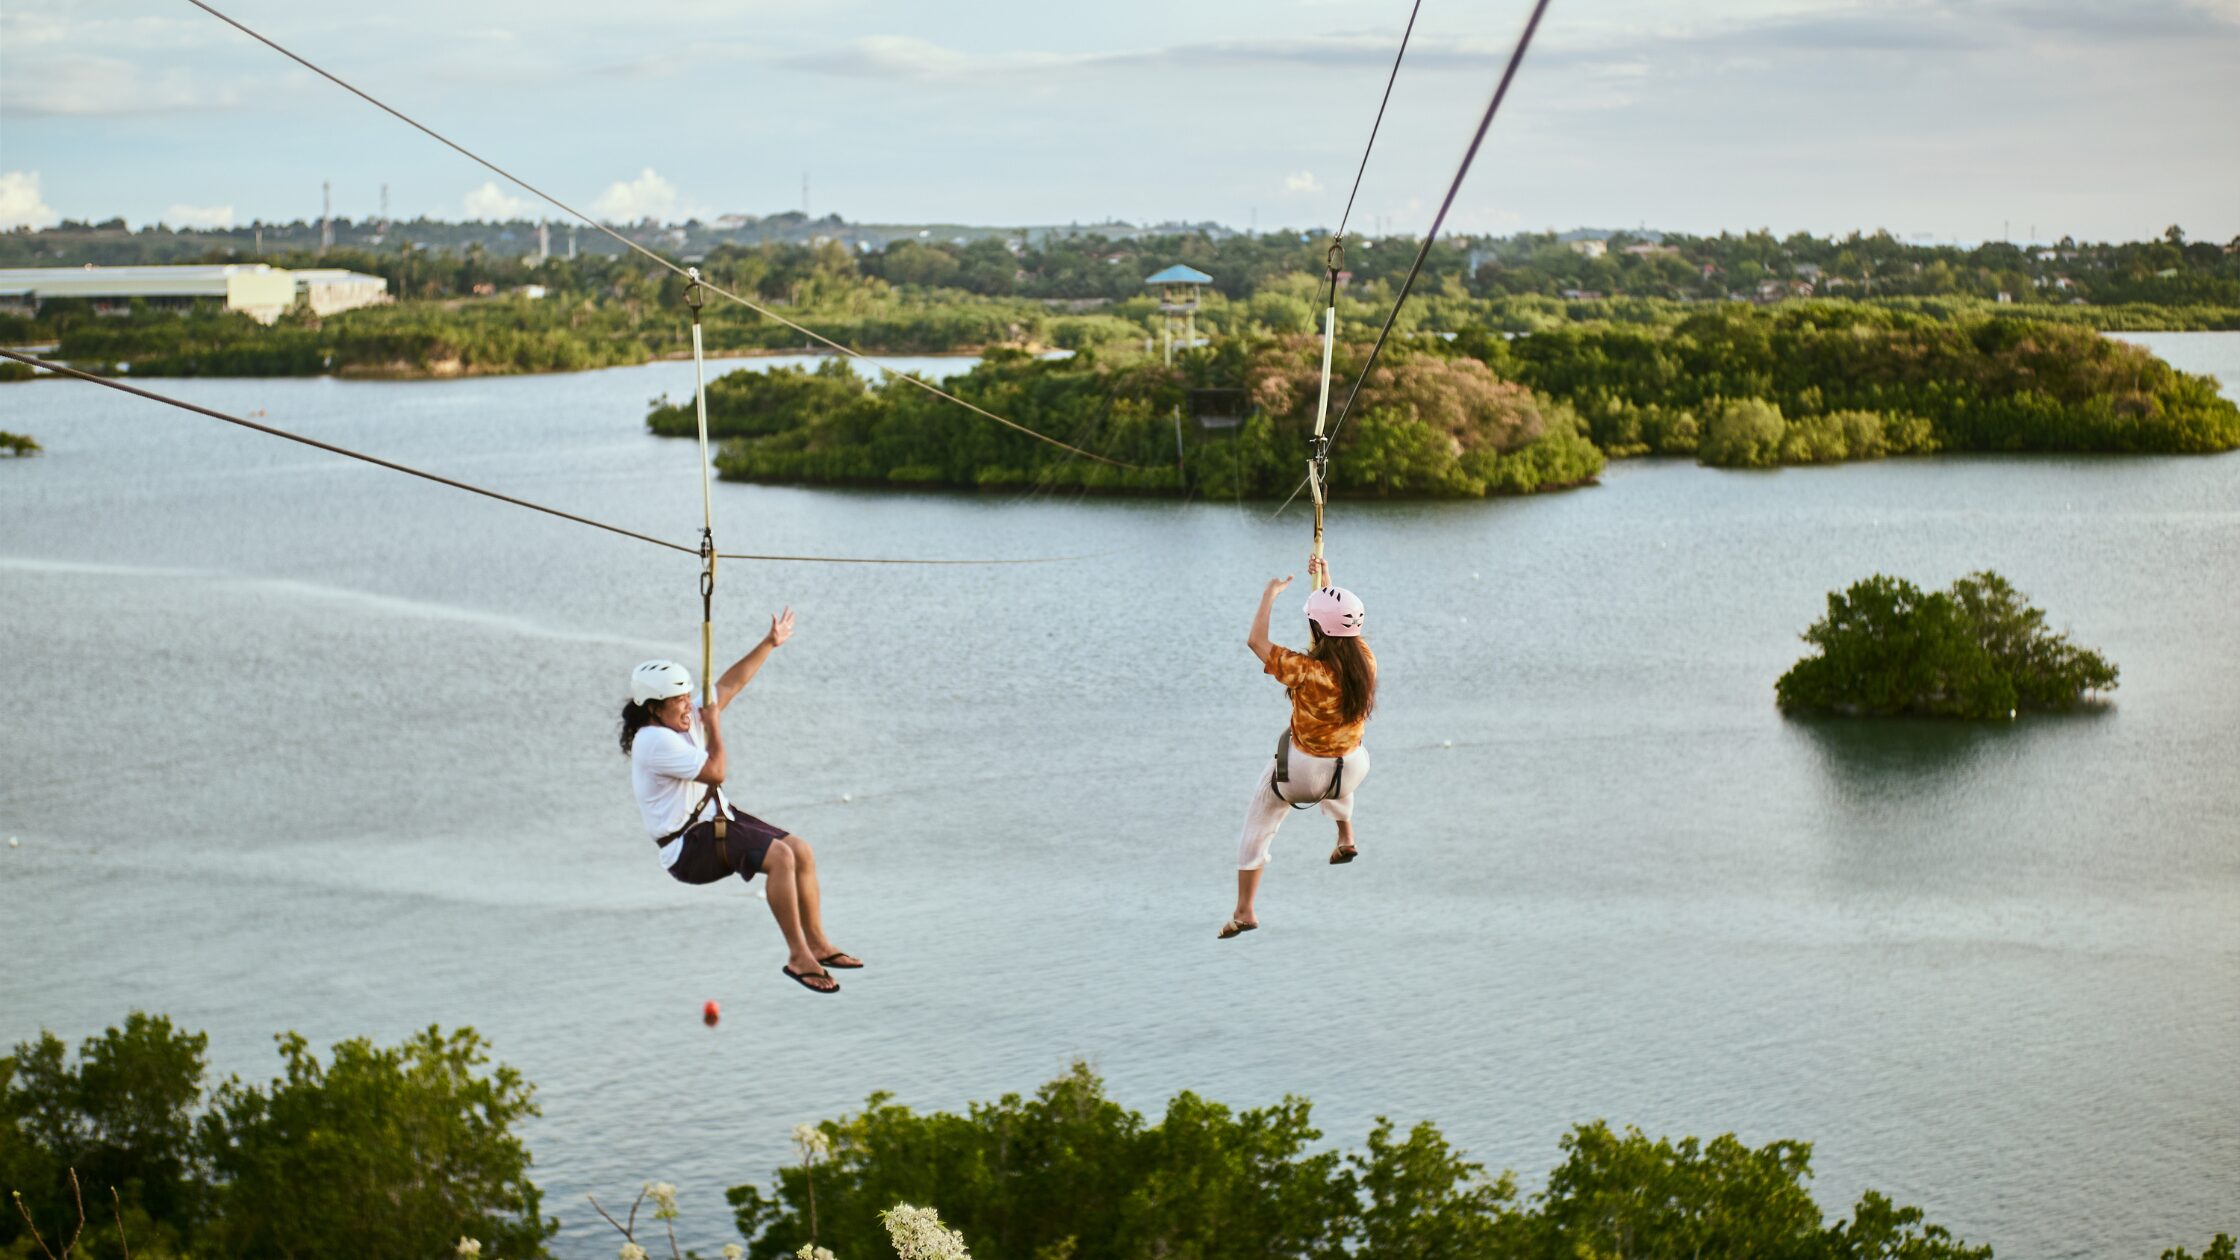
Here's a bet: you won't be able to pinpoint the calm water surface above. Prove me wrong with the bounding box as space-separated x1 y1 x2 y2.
3 339 2236 1258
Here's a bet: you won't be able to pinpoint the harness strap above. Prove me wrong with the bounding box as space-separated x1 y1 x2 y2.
1269 730 1347 811
654 787 731 868
654 785 721 847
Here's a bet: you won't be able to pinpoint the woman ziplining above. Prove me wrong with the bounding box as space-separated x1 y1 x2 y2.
1220 225 1378 940
621 626 860 995
1213 0 1554 940
1223 555 1377 939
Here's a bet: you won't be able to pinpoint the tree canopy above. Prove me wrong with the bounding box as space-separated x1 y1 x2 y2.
724 1062 1991 1260
1776 571 2119 719
3 1014 554 1259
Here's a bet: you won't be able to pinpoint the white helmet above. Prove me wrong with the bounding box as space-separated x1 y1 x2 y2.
1305 586 1366 637
629 660 695 706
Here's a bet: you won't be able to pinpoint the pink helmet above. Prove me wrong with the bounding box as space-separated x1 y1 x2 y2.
1305 586 1366 637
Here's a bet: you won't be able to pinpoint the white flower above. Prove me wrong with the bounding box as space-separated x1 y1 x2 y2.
725 1247 747 1260
455 1240 483 1259
793 1122 832 1158
795 1246 836 1260
621 1245 649 1260
646 1180 680 1220
881 1204 971 1260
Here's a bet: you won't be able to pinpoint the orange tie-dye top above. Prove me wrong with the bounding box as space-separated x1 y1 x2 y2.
1264 642 1376 757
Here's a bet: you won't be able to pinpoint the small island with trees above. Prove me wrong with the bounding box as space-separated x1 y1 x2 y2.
646 298 2240 499
1777 571 2118 719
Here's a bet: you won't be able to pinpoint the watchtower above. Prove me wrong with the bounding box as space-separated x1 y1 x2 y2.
1144 264 1212 366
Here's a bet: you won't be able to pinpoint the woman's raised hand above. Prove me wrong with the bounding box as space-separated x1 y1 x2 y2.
767 606 796 647
1264 575 1295 600
1306 555 1328 584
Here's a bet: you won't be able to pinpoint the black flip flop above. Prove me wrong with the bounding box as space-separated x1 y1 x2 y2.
818 952 864 970
782 966 840 994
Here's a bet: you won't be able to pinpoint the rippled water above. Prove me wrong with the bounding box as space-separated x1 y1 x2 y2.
3 340 2236 1258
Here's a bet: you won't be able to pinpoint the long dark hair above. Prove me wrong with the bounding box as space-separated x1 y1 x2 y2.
1309 624 1376 723
618 700 659 756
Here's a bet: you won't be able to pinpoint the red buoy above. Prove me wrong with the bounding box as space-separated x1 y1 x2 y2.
702 999 721 1027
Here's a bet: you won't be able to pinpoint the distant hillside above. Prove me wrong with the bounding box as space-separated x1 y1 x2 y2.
0 212 1244 268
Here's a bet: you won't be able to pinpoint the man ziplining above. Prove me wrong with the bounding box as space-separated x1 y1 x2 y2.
620 615 861 996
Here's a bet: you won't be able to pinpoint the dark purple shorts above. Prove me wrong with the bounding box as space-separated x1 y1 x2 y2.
666 806 787 885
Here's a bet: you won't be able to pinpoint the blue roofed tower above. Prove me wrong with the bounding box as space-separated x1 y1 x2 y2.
1145 264 1212 366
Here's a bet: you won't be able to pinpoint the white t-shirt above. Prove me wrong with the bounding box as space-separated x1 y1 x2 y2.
630 706 728 869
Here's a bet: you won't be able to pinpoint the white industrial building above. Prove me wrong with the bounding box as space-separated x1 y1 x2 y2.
0 264 389 324
290 268 392 316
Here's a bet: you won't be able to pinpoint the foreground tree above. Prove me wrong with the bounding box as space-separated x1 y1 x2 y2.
3 1016 555 1259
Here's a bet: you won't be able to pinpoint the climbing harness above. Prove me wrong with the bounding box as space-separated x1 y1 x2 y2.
1269 730 1346 811
684 270 729 850
1307 239 1343 586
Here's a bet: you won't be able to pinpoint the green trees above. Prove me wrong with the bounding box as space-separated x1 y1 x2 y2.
1776 571 2119 719
2 1015 555 1259
1507 303 2240 463
681 338 1605 499
3 1013 208 1256
724 1065 1989 1260
1 431 39 456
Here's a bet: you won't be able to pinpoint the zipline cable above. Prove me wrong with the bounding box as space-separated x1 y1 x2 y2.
181 0 1150 473
1275 0 1554 518
0 349 1085 568
1298 0 1423 583
1326 0 1552 450
1333 0 1425 245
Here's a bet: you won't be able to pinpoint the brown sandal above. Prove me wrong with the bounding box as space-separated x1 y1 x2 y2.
1218 918 1259 940
1329 843 1358 865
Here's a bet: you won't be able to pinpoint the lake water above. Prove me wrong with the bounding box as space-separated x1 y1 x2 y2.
3 339 2236 1258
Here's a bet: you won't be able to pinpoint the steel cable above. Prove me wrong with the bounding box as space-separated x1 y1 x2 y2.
1334 0 1426 245
182 0 1150 472
1 350 1085 567
1275 0 1555 516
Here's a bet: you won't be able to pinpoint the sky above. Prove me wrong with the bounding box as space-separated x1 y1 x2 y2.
2 0 2237 245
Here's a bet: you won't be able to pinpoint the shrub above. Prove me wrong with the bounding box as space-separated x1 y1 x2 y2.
1776 570 2118 718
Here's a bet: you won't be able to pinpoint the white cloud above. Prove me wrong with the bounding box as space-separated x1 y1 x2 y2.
590 168 698 223
463 181 537 221
0 171 61 230
162 203 235 229
0 53 247 117
785 31 1515 84
1283 170 1325 195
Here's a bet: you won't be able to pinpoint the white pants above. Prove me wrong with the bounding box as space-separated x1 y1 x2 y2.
1236 743 1371 871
